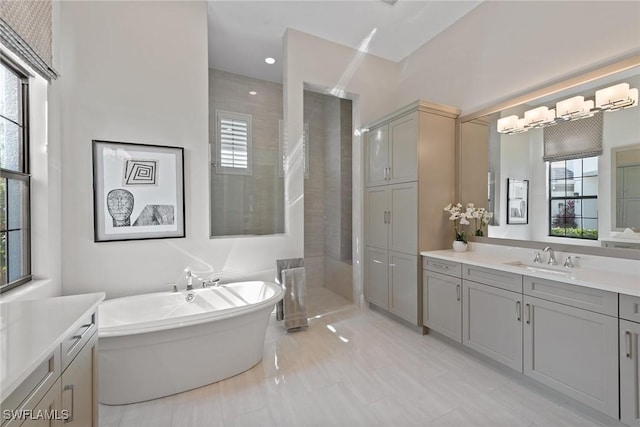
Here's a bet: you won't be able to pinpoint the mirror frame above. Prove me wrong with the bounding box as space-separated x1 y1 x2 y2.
456 54 640 260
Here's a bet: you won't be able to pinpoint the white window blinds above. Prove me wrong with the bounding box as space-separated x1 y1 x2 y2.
216 111 252 175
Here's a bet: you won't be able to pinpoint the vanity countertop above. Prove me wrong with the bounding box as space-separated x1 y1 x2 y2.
0 292 105 399
421 250 640 297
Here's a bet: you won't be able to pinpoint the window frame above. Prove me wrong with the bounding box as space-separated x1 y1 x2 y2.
215 110 252 176
0 57 32 293
548 157 599 240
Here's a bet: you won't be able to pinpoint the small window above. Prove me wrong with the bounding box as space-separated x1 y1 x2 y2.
549 156 598 240
1 58 31 292
216 111 252 175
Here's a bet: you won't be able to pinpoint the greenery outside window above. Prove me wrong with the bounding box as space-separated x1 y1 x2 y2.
549 156 598 240
1 58 31 292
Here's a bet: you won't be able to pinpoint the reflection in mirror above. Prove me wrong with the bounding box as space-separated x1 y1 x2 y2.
459 60 640 251
613 144 640 230
209 69 285 237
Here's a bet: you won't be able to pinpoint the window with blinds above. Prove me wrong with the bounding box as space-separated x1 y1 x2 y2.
216 111 252 175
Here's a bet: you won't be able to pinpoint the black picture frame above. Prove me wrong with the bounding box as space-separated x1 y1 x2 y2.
507 178 529 225
92 140 185 242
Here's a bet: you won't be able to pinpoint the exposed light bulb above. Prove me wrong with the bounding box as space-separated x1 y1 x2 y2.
265 57 276 65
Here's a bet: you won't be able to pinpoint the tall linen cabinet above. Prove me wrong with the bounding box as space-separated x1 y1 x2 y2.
364 100 459 326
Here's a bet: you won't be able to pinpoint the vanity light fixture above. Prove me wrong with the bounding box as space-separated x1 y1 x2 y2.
497 82 637 135
556 96 589 120
265 57 276 65
595 82 639 111
497 115 519 134
524 106 556 128
497 115 527 135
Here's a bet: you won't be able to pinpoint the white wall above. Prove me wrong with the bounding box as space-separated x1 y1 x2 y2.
397 1 640 116
58 1 296 299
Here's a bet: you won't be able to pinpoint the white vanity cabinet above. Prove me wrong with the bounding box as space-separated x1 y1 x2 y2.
520 276 619 418
621 294 640 426
422 257 462 342
461 265 523 371
364 112 418 187
1 294 103 427
363 100 459 327
462 277 523 372
365 182 418 255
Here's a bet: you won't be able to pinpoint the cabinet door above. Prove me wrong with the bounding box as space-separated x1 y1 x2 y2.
365 247 389 309
365 187 389 250
388 113 418 184
462 280 523 372
423 270 461 342
19 379 62 427
388 251 418 325
364 125 389 187
388 182 417 255
621 319 640 426
523 296 618 419
61 333 97 427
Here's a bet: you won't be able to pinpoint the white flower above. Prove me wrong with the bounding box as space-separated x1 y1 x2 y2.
459 217 470 225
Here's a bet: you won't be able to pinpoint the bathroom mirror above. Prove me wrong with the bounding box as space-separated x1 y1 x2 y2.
458 56 640 255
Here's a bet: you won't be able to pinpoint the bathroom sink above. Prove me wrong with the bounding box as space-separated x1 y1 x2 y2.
504 261 573 278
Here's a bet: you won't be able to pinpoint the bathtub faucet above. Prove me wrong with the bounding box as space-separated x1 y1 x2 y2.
185 270 194 291
202 277 221 288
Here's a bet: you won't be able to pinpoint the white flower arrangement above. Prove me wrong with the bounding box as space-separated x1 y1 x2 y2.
443 203 470 243
444 203 493 241
467 203 493 236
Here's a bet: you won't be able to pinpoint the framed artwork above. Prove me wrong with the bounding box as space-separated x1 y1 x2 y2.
507 178 529 225
92 140 185 242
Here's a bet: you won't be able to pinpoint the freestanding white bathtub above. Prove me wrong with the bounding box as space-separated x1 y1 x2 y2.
98 281 283 405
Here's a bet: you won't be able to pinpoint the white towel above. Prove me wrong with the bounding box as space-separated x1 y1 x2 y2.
275 258 304 321
281 267 309 331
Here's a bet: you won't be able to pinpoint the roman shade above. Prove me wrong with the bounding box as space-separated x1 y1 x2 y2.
0 0 58 81
543 113 603 162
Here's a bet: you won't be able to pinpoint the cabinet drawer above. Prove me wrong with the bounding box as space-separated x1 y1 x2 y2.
422 257 461 278
620 294 640 323
462 265 522 293
523 276 617 317
61 312 97 371
1 353 60 427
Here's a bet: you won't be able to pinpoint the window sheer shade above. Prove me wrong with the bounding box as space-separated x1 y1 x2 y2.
543 113 603 162
0 0 58 81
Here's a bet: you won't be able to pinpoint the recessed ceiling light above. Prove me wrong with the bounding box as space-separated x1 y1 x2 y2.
249 91 257 96
265 57 276 65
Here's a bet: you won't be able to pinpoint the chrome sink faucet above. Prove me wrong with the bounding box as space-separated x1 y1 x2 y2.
543 246 557 265
563 255 580 268
185 270 194 291
533 252 543 264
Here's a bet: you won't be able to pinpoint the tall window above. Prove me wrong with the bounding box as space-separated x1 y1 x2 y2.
0 59 31 292
549 156 598 240
216 111 252 175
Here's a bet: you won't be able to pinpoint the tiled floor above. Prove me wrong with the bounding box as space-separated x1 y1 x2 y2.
100 288 624 426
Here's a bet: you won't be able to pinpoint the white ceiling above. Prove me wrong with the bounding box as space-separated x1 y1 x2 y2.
207 0 483 83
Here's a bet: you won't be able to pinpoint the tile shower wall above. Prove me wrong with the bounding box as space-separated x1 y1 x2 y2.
303 91 326 289
209 69 284 236
304 91 353 301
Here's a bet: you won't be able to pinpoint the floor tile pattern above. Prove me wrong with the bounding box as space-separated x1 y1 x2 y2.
100 288 625 427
